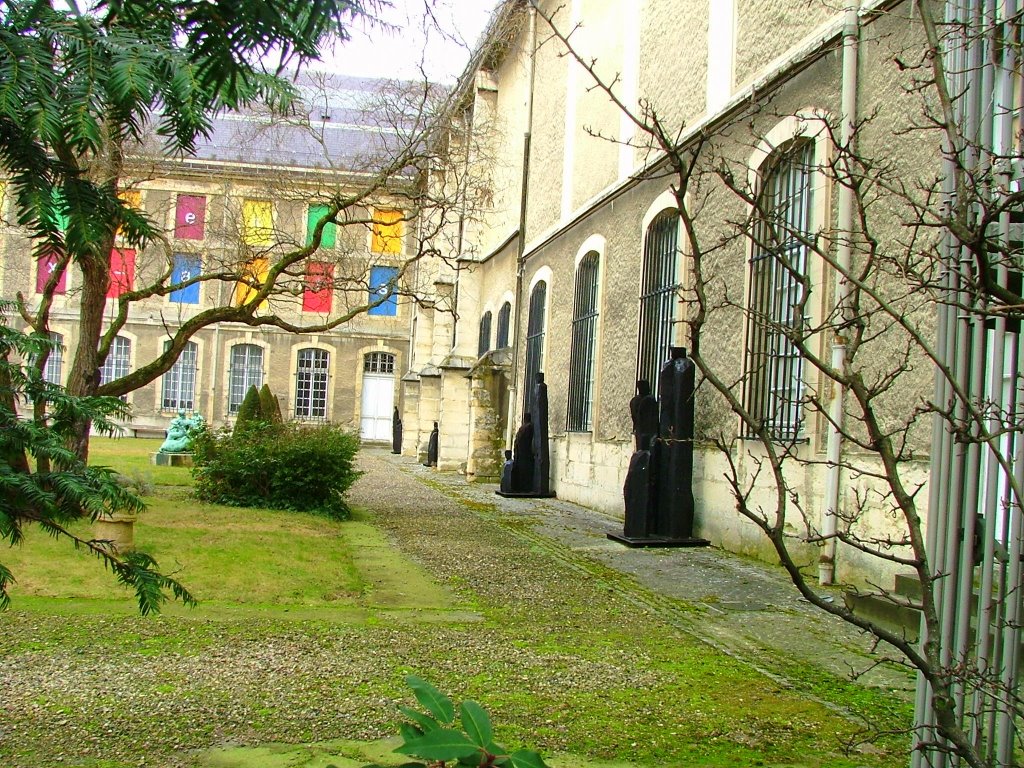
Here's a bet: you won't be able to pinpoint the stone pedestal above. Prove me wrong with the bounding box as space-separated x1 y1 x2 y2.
94 512 138 553
152 452 193 467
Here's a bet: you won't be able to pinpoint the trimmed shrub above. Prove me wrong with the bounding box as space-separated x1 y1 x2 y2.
259 383 282 423
234 385 263 431
191 423 361 519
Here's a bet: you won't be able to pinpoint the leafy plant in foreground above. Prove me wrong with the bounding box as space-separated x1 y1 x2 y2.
359 676 549 768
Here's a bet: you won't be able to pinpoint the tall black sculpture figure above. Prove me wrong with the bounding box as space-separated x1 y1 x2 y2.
610 348 710 548
392 407 403 454
423 421 439 467
496 372 555 498
622 380 658 538
630 380 659 451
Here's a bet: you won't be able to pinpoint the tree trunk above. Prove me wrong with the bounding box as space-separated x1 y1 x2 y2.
65 255 110 461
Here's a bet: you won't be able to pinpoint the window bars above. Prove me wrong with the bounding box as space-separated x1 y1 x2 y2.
99 336 131 403
227 344 264 413
478 311 493 357
294 348 329 420
42 332 62 385
637 210 679 398
567 252 600 431
742 140 814 442
496 301 512 348
161 341 198 411
99 336 130 385
364 351 395 375
523 281 547 410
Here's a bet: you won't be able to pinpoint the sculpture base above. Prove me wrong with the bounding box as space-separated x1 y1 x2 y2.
606 533 711 548
495 490 557 499
94 513 137 553
152 452 193 467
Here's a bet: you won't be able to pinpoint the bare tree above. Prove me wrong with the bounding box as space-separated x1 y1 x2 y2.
528 1 1024 765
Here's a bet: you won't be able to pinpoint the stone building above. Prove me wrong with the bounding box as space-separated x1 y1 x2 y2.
1 74 418 440
401 0 1011 595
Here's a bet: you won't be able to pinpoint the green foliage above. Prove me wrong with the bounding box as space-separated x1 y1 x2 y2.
0 308 195 614
259 383 282 423
191 422 361 518
358 676 549 768
0 0 372 255
234 385 263 432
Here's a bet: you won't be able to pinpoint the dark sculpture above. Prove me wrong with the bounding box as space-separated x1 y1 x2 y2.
509 413 535 491
499 449 514 494
622 446 655 538
655 347 697 540
496 372 554 497
530 373 551 496
629 380 659 451
424 421 439 467
611 349 708 548
392 407 403 454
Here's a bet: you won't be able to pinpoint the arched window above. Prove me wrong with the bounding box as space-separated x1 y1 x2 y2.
567 252 600 431
228 344 264 414
637 210 679 397
42 332 63 385
496 301 512 348
742 140 815 441
478 311 493 356
162 340 198 411
523 281 547 408
295 348 329 420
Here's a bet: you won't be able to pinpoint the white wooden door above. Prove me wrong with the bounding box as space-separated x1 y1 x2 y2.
360 373 394 440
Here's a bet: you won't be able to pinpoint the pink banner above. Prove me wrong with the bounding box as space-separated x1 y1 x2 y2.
175 195 206 239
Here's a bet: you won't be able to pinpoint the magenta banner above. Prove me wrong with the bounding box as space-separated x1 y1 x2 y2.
36 251 67 294
175 195 206 239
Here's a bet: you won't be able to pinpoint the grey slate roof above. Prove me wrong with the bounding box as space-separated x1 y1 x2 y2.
186 73 426 173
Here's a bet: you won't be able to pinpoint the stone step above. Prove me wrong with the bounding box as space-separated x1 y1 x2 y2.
844 589 921 643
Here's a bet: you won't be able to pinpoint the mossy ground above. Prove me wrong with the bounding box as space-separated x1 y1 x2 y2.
0 439 911 768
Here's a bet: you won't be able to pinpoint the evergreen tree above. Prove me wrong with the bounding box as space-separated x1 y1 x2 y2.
259 384 282 423
234 385 262 432
0 0 375 457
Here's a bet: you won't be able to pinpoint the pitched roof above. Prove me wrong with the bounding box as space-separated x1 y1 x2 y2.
185 73 433 173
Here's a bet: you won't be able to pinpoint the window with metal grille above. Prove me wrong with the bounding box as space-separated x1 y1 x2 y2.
742 140 814 441
364 351 395 374
162 340 198 411
294 348 329 419
228 344 264 414
496 301 512 348
478 311 492 356
42 332 63 385
523 280 547 409
567 252 600 431
99 336 131 401
637 210 680 398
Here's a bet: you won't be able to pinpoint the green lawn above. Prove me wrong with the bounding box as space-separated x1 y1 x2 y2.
5 437 452 614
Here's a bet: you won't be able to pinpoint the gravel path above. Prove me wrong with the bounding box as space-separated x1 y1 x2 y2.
0 448 912 768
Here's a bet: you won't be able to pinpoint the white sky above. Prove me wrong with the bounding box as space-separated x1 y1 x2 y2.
315 0 501 83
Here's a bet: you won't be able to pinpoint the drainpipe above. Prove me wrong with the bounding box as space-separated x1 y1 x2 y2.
820 0 859 585
506 2 538 449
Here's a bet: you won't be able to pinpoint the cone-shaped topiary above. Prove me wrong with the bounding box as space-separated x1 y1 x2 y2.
259 384 282 423
234 385 263 432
